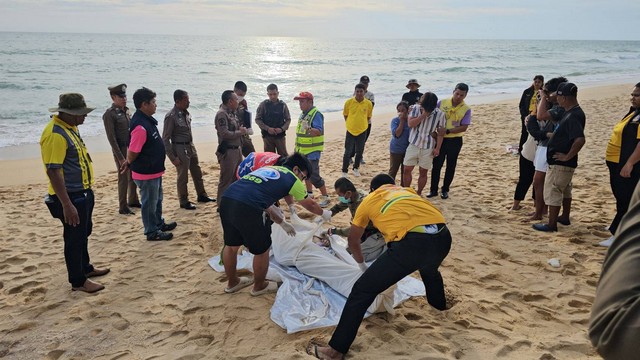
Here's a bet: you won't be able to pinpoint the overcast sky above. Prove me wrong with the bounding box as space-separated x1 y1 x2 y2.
2 0 638 40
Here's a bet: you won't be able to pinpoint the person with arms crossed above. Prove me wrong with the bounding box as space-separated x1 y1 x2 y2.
255 83 291 156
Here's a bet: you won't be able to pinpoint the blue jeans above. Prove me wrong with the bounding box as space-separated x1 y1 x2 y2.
134 177 164 235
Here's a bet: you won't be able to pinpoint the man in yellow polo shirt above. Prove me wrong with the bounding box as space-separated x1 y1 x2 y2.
428 82 472 200
41 93 110 293
341 83 373 178
307 173 452 359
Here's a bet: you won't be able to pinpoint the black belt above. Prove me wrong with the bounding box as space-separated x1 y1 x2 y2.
173 141 192 145
224 145 240 149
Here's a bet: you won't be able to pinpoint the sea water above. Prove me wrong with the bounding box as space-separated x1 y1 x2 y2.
1 32 638 148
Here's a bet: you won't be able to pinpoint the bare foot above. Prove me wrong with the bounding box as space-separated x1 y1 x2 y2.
306 341 344 360
508 204 522 211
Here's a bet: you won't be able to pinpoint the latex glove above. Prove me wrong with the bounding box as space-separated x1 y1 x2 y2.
265 205 284 224
247 128 254 135
321 210 332 222
288 204 297 215
279 221 296 237
357 262 368 272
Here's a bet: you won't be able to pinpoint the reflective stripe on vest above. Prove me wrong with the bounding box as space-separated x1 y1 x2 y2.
295 107 324 154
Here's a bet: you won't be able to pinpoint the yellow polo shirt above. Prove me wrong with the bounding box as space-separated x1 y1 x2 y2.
343 97 372 136
352 184 445 243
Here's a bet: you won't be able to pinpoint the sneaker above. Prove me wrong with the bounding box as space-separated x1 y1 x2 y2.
161 221 177 231
426 191 438 198
598 236 615 247
353 169 361 177
147 231 173 241
361 158 366 165
318 195 330 208
341 172 349 178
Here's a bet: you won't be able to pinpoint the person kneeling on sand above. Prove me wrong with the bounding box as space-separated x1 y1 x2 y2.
306 174 452 359
219 152 332 296
327 177 386 262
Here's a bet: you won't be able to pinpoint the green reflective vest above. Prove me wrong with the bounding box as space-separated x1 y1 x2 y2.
295 107 324 154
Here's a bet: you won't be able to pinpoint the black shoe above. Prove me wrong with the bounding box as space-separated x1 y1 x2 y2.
426 191 438 198
119 208 135 215
161 221 177 231
128 202 142 208
197 195 216 203
180 202 196 210
147 231 173 241
440 191 449 199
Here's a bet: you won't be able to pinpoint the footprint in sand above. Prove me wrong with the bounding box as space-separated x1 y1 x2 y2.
496 339 532 357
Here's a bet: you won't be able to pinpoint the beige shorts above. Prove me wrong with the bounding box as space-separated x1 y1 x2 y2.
403 144 434 169
543 165 574 207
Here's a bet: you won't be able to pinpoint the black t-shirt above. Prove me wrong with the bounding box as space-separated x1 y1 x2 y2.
547 105 586 168
402 91 423 106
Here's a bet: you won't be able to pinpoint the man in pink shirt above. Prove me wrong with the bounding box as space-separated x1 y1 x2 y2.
120 87 176 241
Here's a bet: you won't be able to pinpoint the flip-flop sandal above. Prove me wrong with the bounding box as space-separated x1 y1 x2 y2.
250 281 278 296
224 276 254 293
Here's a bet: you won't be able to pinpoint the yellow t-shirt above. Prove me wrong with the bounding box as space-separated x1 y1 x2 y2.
352 184 445 243
343 97 372 136
606 112 638 163
529 94 537 115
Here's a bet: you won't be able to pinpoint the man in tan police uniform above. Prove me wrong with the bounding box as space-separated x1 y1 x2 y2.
102 84 140 215
162 89 215 210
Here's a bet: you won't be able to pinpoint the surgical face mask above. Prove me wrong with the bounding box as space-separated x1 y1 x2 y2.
237 96 245 102
338 195 350 204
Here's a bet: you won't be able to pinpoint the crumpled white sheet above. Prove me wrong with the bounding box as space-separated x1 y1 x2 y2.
208 219 426 334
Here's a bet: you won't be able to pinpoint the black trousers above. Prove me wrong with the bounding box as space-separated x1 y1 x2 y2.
342 131 367 172
430 137 463 193
328 227 452 354
607 161 640 234
519 116 528 152
514 153 535 201
45 189 95 287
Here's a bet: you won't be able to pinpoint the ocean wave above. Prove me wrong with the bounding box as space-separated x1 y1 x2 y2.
0 82 24 90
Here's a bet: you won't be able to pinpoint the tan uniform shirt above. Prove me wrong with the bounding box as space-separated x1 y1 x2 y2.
215 104 243 147
102 104 131 161
162 106 193 162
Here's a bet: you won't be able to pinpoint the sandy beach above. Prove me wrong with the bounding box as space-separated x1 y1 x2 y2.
0 83 632 359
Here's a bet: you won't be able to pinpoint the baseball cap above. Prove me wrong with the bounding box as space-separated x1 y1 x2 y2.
556 82 578 97
294 91 314 100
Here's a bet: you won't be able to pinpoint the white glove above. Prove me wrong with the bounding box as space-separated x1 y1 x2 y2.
247 128 254 135
279 221 296 237
357 262 368 272
321 210 332 222
288 204 297 215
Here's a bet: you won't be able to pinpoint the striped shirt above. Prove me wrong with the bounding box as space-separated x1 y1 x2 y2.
407 105 445 149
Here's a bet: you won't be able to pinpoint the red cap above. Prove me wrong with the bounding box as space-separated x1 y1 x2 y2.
294 91 314 100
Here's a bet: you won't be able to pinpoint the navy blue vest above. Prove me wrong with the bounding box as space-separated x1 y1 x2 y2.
261 100 286 138
129 110 165 174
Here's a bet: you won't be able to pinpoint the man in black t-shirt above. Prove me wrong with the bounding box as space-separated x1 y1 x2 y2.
533 82 586 232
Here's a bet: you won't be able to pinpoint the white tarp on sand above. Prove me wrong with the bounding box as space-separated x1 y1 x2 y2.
208 219 425 334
